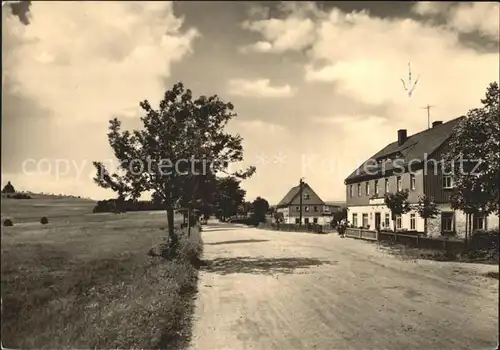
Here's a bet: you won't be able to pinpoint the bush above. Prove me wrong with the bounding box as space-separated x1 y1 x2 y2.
40 217 49 225
9 193 32 199
3 219 13 227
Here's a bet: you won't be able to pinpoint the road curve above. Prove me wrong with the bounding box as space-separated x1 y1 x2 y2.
189 223 499 350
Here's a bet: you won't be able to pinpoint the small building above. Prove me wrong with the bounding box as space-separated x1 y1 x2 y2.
276 182 332 225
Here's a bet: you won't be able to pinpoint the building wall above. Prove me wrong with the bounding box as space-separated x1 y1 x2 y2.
347 205 425 232
427 204 500 238
277 206 332 225
286 215 331 225
346 170 424 207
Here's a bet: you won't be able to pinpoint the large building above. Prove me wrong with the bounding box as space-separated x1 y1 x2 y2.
344 118 499 237
276 182 336 225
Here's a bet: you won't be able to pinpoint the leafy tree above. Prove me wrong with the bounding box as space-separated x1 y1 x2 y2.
214 176 246 221
413 195 439 235
443 82 500 240
94 82 255 246
384 189 411 232
252 197 270 224
2 181 15 194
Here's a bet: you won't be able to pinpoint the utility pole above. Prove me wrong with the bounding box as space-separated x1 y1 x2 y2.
298 177 304 226
421 104 435 129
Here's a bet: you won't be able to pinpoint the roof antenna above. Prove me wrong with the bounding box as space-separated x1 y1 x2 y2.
421 104 435 129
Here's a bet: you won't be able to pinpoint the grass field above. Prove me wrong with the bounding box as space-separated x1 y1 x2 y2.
1 195 200 349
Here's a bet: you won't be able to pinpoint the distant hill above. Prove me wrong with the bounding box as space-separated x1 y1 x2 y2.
1 191 94 201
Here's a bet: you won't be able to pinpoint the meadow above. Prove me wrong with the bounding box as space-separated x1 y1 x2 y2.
1 195 201 349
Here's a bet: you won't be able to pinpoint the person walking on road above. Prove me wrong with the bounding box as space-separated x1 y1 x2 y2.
338 219 347 238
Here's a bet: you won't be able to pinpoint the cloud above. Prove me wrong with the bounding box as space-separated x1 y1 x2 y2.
3 1 199 124
240 2 319 53
412 2 499 40
1 1 199 199
3 0 31 25
447 3 500 40
227 78 296 98
241 3 498 114
411 2 451 16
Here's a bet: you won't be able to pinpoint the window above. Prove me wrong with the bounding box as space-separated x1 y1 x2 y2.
313 218 318 224
384 213 390 228
324 206 330 212
304 206 310 212
410 174 416 190
349 185 353 198
410 213 416 230
295 218 300 224
303 193 311 200
374 180 379 196
443 176 454 189
304 218 310 224
365 182 370 195
396 215 402 229
352 213 358 227
396 176 402 192
385 178 390 192
357 183 361 196
314 206 318 212
295 206 300 211
362 213 369 228
473 214 487 230
441 212 454 232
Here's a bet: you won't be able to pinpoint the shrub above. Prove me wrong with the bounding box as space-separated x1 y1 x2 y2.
8 193 32 200
3 219 13 227
40 217 49 225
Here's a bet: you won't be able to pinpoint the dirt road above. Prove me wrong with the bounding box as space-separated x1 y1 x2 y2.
189 223 498 350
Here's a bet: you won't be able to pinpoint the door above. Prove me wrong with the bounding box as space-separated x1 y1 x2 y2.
374 212 381 231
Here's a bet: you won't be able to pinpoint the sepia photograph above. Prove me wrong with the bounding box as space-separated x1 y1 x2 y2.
1 1 499 349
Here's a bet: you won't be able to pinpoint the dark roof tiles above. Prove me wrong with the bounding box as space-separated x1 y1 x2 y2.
344 116 465 183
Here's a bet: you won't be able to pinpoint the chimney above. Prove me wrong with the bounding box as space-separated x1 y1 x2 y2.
397 129 407 146
432 121 442 128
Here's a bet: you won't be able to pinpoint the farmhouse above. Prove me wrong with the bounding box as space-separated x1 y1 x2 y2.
344 118 499 237
276 182 334 225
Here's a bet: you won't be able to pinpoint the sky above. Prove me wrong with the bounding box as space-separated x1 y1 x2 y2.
2 1 499 204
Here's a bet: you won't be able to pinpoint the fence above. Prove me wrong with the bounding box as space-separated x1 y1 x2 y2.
265 223 328 234
345 228 378 241
377 230 465 251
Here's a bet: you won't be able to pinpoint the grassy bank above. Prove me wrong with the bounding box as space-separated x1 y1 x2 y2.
1 197 202 349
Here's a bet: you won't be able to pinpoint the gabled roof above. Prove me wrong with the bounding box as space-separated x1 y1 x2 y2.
344 117 465 184
276 182 325 208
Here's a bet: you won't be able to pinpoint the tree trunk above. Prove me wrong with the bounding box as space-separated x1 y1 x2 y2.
166 201 177 249
424 217 428 235
464 213 469 250
187 207 192 237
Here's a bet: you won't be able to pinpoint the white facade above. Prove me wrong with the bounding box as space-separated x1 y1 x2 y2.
347 204 424 232
427 204 500 237
348 203 500 238
277 207 332 225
